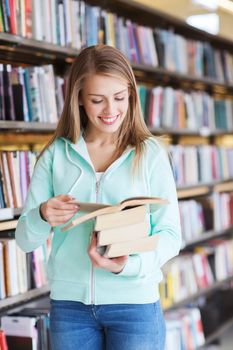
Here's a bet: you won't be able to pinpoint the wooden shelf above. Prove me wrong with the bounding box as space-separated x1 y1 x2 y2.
164 275 233 311
0 220 18 232
177 179 233 198
182 226 233 249
0 32 77 66
214 181 233 193
0 285 50 313
177 185 210 198
1 121 232 137
0 121 57 133
133 64 233 93
149 127 233 137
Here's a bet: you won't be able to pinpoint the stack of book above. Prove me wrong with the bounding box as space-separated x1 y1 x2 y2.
95 205 158 258
62 196 168 258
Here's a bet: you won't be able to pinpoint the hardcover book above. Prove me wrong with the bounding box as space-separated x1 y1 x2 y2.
103 235 160 258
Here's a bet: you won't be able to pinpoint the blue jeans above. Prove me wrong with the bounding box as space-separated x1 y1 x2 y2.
49 299 166 350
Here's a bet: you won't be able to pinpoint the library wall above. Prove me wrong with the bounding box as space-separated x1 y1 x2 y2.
0 1 233 349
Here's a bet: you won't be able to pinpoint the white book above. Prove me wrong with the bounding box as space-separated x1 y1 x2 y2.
41 0 52 42
71 0 80 49
58 2 65 46
1 316 37 339
50 0 58 44
146 27 158 67
162 87 175 128
16 245 28 294
0 242 6 299
5 239 19 296
64 0 72 46
0 208 14 220
97 220 149 247
104 235 159 258
44 65 58 123
32 0 43 40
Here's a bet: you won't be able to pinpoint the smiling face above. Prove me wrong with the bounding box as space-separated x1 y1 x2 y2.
80 74 129 137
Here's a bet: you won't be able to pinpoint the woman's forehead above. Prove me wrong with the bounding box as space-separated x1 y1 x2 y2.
82 74 129 95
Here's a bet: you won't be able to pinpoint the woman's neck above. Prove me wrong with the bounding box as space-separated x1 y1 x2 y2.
83 129 118 146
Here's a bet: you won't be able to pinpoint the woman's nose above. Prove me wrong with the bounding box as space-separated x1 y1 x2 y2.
103 100 115 115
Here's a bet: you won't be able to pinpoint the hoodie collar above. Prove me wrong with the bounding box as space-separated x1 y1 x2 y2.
61 134 135 177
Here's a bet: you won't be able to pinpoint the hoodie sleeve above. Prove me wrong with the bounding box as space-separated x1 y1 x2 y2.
118 141 182 278
15 146 54 253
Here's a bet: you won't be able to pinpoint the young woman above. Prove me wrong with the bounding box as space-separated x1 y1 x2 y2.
16 45 182 350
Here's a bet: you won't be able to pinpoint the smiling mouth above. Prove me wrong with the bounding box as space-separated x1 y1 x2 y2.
98 115 119 125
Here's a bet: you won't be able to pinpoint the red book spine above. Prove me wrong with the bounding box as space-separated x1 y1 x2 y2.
9 0 17 34
0 330 8 350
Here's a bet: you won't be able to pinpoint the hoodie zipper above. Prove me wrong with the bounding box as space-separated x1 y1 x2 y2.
90 175 102 304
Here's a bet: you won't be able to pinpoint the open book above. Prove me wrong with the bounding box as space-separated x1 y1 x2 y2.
61 196 168 232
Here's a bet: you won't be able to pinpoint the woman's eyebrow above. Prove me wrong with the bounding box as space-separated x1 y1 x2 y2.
88 89 128 96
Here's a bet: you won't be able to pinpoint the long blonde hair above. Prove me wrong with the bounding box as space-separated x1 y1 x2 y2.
41 45 153 164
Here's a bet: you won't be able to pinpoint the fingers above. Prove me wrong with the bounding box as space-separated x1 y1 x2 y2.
56 194 75 202
51 195 79 209
40 194 80 226
47 213 77 226
88 232 128 273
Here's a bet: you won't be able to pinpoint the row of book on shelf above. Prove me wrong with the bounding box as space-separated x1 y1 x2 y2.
179 192 233 244
0 146 232 216
138 85 233 131
1 0 233 84
2 62 233 131
0 151 36 213
160 237 233 309
165 285 233 349
0 64 65 123
0 234 50 300
170 145 233 186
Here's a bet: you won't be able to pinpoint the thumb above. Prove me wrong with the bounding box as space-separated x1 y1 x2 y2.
56 194 75 202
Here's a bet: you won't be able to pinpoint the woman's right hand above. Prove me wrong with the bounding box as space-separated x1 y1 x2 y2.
40 194 79 227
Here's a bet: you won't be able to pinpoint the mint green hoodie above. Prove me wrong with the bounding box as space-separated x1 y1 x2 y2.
15 135 181 305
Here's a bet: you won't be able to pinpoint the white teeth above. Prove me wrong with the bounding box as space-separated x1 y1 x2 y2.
101 116 118 123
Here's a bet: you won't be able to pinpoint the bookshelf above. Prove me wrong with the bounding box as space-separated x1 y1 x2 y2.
0 285 50 314
164 274 233 311
0 0 233 348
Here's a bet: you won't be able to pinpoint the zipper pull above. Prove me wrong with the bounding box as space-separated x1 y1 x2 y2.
96 180 100 194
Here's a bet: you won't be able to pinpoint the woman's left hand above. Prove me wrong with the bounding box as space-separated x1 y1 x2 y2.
88 232 128 274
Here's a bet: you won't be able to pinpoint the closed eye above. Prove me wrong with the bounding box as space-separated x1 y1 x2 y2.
91 100 103 104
